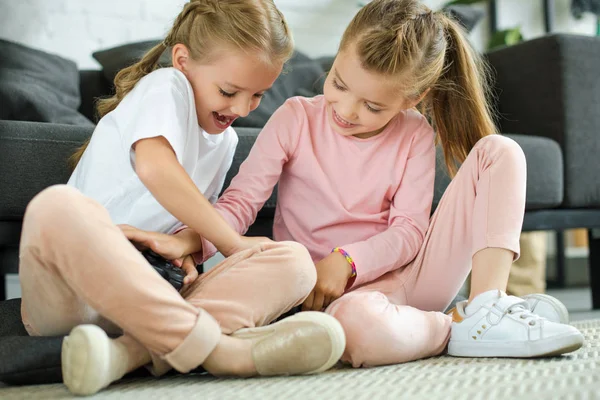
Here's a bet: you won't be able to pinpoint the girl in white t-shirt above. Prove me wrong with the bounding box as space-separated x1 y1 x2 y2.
18 0 345 396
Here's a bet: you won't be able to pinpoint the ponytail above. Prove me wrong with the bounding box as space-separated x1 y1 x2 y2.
428 15 497 176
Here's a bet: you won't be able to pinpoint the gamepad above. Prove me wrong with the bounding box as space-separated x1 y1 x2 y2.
141 250 185 291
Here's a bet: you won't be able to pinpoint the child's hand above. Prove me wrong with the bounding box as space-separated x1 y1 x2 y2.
119 224 188 260
120 225 200 285
302 252 353 312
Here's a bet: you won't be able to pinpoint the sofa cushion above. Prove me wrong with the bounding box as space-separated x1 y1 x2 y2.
0 121 92 220
92 40 171 83
0 335 65 386
0 40 92 126
0 298 27 336
486 34 600 208
510 134 563 210
0 299 64 386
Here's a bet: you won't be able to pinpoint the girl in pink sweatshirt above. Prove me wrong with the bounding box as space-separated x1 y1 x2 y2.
137 0 584 366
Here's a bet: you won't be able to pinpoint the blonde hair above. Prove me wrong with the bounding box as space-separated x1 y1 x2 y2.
340 0 497 176
70 0 293 169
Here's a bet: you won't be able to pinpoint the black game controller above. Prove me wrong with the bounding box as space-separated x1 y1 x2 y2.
141 250 185 291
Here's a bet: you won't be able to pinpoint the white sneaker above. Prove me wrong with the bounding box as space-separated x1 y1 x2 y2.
62 325 127 396
448 290 584 358
523 293 569 324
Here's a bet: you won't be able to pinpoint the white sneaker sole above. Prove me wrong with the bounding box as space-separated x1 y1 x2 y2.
232 311 346 375
525 293 570 324
448 330 584 358
62 325 111 396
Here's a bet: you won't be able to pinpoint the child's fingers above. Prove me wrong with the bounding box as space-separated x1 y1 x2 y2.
180 255 199 285
312 291 325 311
117 224 134 233
120 226 180 260
121 227 151 245
120 227 138 241
120 225 145 240
172 257 183 267
302 291 315 311
148 240 165 254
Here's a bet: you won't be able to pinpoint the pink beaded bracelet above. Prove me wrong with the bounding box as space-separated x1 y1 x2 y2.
332 247 357 278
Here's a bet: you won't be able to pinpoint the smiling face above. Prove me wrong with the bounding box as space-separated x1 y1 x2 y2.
323 44 417 139
173 44 283 134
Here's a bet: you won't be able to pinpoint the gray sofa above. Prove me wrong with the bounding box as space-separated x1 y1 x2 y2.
0 33 599 384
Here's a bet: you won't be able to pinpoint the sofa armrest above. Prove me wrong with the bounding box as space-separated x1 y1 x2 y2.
486 34 600 208
0 120 92 219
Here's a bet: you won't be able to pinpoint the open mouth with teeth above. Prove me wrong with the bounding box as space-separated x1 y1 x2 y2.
212 112 236 129
332 108 356 129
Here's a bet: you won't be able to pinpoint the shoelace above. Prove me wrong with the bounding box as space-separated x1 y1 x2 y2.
504 297 544 326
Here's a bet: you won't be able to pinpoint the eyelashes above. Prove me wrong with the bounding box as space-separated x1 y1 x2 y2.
332 79 346 91
219 88 235 98
331 79 382 113
219 89 265 99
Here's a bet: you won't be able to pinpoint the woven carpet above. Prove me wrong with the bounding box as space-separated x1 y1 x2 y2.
1 320 599 400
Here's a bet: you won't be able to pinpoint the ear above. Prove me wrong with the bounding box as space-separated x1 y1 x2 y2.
171 44 191 74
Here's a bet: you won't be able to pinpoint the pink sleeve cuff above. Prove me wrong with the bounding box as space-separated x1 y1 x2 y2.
195 236 218 265
172 225 217 266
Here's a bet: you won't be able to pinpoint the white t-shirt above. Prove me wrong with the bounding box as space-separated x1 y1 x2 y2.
68 68 238 234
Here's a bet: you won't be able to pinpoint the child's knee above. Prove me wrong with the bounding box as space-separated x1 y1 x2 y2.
278 240 311 259
330 294 452 364
478 135 526 165
328 292 387 339
277 241 317 293
25 185 82 225
24 185 97 244
325 292 390 367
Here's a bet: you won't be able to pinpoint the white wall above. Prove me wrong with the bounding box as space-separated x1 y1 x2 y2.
0 0 596 69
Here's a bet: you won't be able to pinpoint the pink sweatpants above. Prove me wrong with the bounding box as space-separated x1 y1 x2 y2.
326 135 526 367
19 185 316 373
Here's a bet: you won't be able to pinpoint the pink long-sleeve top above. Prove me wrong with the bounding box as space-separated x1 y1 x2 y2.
200 95 436 288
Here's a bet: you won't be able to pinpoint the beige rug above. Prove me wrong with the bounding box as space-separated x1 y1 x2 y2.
2 320 599 400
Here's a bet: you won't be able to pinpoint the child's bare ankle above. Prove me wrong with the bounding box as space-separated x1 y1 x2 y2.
202 335 256 377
